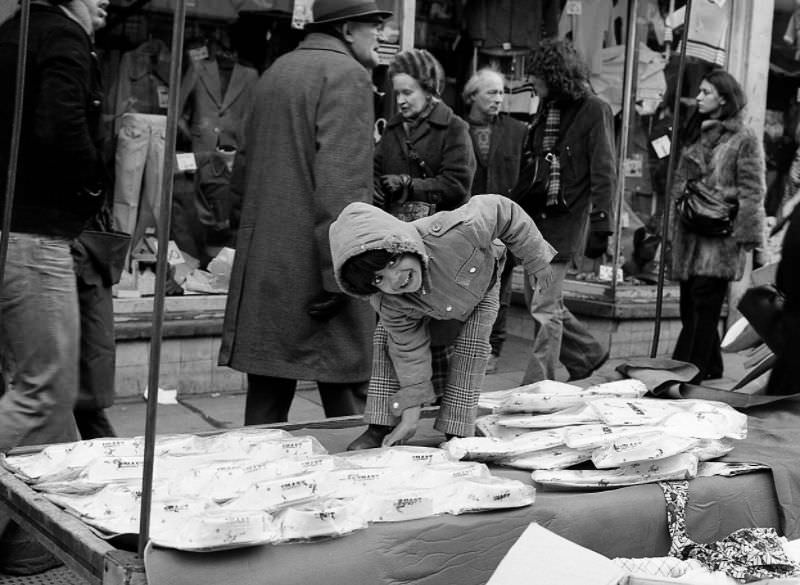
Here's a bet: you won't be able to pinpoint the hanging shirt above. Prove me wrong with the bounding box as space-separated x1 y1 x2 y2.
666 0 731 66
558 0 612 75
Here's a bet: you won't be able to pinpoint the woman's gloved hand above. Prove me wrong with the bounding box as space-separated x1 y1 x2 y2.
307 291 349 321
379 174 411 196
383 405 420 447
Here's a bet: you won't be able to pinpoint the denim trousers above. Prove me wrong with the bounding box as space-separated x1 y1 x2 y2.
522 262 606 383
0 232 80 453
113 113 166 250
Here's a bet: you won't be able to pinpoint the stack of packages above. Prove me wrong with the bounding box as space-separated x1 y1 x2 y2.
444 380 750 489
1 429 534 551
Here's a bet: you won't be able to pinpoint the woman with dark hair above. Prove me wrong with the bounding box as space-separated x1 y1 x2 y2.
519 38 616 384
671 69 766 381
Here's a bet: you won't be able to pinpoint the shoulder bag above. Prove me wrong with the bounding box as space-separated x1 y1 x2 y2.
675 179 739 237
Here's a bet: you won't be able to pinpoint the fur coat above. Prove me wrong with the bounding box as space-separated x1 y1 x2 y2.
670 115 766 281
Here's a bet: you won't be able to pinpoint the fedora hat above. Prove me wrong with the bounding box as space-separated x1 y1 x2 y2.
311 0 392 25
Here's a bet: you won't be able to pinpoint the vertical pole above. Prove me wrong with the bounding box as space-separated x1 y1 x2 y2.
0 0 31 286
610 0 639 299
650 0 692 357
137 0 187 557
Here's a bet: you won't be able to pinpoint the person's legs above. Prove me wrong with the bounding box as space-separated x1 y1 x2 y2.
560 307 608 381
318 381 367 418
436 279 499 437
0 234 79 453
685 276 728 380
522 262 567 384
244 375 296 425
672 278 696 363
488 256 515 364
74 409 116 440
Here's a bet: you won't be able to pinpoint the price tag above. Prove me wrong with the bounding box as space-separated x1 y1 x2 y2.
175 152 197 173
598 264 623 283
623 156 643 177
565 0 583 15
651 135 671 159
188 46 208 62
157 85 169 109
167 241 185 266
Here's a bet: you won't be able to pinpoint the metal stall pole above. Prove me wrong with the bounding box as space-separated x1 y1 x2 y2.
650 0 692 357
138 0 187 557
610 0 641 299
0 0 31 286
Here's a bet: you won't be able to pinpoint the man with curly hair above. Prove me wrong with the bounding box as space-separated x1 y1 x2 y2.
519 38 617 384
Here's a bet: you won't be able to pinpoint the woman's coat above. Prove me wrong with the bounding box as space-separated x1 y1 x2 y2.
670 115 766 281
375 100 476 211
218 33 376 383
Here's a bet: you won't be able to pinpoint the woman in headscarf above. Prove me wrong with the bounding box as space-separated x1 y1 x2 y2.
374 48 476 220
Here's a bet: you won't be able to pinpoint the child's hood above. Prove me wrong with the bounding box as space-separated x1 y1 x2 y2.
330 202 428 299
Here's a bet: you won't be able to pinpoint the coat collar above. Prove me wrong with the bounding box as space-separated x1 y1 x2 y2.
297 32 357 62
387 100 453 130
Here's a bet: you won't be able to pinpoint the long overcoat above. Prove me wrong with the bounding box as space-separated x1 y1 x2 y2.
670 115 766 282
218 33 375 382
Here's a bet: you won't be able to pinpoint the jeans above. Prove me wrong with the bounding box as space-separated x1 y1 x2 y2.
113 113 166 251
522 262 607 383
0 233 79 453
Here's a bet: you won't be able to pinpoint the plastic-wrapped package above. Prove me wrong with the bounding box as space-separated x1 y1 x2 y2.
410 461 491 488
475 414 533 440
532 453 699 488
495 380 648 414
563 424 660 450
591 432 700 469
497 446 593 470
277 498 368 541
317 467 398 499
660 400 748 440
589 398 681 426
45 483 143 522
445 476 535 514
2 438 144 483
150 509 277 551
222 473 321 512
363 488 439 522
337 445 457 468
443 430 565 461
497 404 601 429
689 438 736 461
477 381 581 411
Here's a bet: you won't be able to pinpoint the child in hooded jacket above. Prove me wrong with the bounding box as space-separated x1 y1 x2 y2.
330 194 556 448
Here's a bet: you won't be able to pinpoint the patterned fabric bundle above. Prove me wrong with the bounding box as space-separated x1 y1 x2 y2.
660 480 800 581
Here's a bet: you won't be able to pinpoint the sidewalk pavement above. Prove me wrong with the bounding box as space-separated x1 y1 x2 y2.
105 333 750 439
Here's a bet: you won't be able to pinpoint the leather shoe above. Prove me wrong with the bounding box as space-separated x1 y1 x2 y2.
567 350 610 382
346 424 393 451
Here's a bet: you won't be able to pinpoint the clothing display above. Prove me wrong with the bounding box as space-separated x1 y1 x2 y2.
108 39 171 136
666 1 731 67
558 0 612 75
179 56 258 154
112 113 166 250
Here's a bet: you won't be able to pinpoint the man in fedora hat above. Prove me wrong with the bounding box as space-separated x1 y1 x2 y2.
219 0 392 424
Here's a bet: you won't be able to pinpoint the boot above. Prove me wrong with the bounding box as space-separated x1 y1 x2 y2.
347 424 393 451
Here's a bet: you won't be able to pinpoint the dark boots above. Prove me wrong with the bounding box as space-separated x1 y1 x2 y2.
346 424 392 451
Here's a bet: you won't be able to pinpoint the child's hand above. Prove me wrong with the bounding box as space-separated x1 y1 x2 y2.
532 265 554 291
383 406 421 447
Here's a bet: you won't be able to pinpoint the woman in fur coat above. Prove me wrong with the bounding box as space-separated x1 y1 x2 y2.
671 69 766 381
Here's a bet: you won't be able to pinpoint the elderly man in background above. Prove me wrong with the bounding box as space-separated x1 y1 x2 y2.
219 0 392 424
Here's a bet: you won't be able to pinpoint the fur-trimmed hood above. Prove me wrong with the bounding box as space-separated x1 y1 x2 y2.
330 202 429 299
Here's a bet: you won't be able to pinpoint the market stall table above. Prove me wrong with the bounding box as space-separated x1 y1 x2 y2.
2 398 800 585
